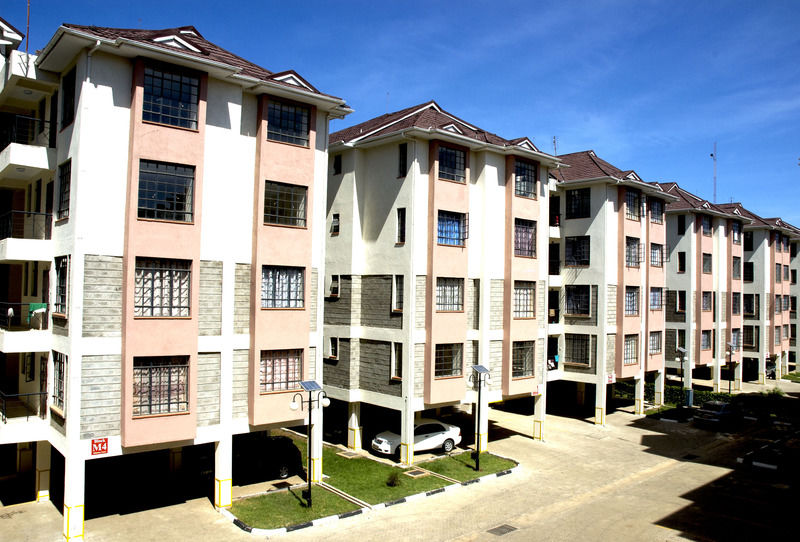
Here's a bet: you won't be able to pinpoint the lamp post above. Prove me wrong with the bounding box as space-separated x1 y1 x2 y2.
676 347 687 408
467 365 490 472
290 380 330 508
726 342 736 395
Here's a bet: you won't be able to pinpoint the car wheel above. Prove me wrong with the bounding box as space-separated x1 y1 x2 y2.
278 465 290 479
442 439 454 453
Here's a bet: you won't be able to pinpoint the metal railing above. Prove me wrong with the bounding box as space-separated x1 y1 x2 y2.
0 114 51 151
0 210 52 241
0 390 47 423
549 258 560 276
0 302 49 330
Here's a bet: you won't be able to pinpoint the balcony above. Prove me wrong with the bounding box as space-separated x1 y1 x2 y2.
1 390 47 424
0 302 51 354
0 210 53 262
0 114 55 183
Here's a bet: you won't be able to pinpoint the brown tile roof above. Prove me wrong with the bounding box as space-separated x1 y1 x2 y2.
61 23 336 98
550 150 639 182
717 203 772 226
655 183 751 222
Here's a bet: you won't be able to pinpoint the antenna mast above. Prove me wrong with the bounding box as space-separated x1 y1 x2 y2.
710 142 717 203
26 0 30 54
552 136 558 156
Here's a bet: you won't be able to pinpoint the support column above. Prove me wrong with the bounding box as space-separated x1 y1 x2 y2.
654 370 665 406
776 353 784 380
576 382 586 406
594 383 606 426
62 454 85 541
36 441 51 503
682 359 693 406
734 358 743 391
634 377 645 415
400 407 415 466
309 406 323 482
214 436 233 509
347 402 362 451
533 391 546 441
474 381 489 454
712 359 722 393
758 355 766 384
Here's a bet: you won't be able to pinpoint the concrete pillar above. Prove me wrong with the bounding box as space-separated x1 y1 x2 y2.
654 371 665 406
734 359 743 391
776 353 784 380
712 358 722 393
682 358 693 407
782 351 789 375
214 436 232 509
309 405 323 482
758 355 766 384
347 402 362 451
62 454 85 541
576 382 586 406
474 381 489 454
533 391 546 441
634 377 645 415
594 383 606 426
400 407 415 466
36 441 51 503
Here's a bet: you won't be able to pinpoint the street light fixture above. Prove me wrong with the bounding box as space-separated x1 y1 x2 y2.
290 380 330 508
467 365 490 472
676 347 687 408
726 342 737 395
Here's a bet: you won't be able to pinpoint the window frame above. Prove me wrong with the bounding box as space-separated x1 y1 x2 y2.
623 334 639 365
514 160 538 199
565 236 590 267
625 237 641 268
132 355 190 416
54 255 70 316
701 330 712 350
514 218 537 258
702 291 712 312
702 215 712 236
649 287 663 311
564 334 591 365
438 145 466 183
57 160 71 221
142 63 200 130
513 280 536 319
565 284 590 317
138 159 195 223
732 292 741 315
260 349 303 393
650 243 663 267
134 257 192 318
261 266 305 309
625 190 641 221
393 275 404 312
331 213 340 235
61 67 76 129
437 210 468 246
398 143 408 178
267 99 310 147
436 277 464 312
264 180 307 227
625 286 640 316
649 198 664 224
732 256 741 280
512 340 535 378
702 253 712 274
52 351 67 414
565 188 591 219
391 342 403 380
649 331 662 354
434 343 463 378
731 222 742 244
396 208 406 244
329 275 340 298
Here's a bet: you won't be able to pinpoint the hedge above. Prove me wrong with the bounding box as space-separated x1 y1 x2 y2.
612 380 732 406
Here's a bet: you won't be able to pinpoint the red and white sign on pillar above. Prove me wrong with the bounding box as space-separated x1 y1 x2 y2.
91 438 108 456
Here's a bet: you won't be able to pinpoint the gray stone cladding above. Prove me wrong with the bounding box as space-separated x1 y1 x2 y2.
307 346 316 382
309 269 318 331
358 339 401 397
323 338 355 389
415 276 426 329
490 279 504 330
197 352 221 426
488 340 502 391
414 343 425 396
606 285 616 325
232 349 249 418
82 255 122 337
199 261 222 336
666 291 686 323
80 354 121 439
233 264 251 334
360 276 402 329
324 275 353 326
665 329 678 363
466 279 480 330
605 334 615 373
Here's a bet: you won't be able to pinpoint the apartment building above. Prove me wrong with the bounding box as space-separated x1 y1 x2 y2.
716 204 799 382
0 19 349 539
548 151 676 422
657 185 749 394
789 225 800 372
324 101 559 463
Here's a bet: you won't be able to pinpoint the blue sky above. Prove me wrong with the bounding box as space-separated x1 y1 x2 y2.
6 1 800 223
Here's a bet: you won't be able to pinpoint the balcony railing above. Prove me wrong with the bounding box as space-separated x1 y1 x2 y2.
550 213 561 227
0 302 49 330
0 390 47 423
0 114 51 151
0 210 52 241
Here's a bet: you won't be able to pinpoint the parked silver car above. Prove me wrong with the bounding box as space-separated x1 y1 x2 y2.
371 419 462 455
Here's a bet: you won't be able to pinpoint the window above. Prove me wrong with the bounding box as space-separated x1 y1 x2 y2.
434 343 462 377
391 342 402 379
625 190 641 221
513 281 536 318
793 270 797 285
783 295 790 312
437 210 468 246
775 326 781 345
650 287 663 310
398 143 408 177
744 231 753 251
53 351 67 412
784 236 790 252
701 330 712 350
625 237 640 267
512 341 535 378
792 324 797 340
776 264 782 283
514 218 536 257
329 275 339 297
565 188 590 219
677 290 686 312
701 291 712 311
732 292 741 315
731 328 741 350
624 335 638 365
436 277 464 311
650 243 663 267
57 160 71 220
438 146 466 182
732 222 742 244
61 67 76 128
792 296 797 312
743 326 757 348
743 294 757 317
649 331 662 354
132 356 189 416
396 208 406 244
565 236 590 266
775 295 781 315
732 257 741 279
329 337 338 359
260 349 302 392
565 334 590 365
264 181 307 227
625 286 639 316
702 253 712 274
650 199 663 224
514 160 537 198
331 213 340 235
678 251 686 273
267 100 309 146
332 154 342 175
565 285 590 316
743 262 754 282
134 258 191 317
784 265 790 281
138 159 195 222
677 215 686 235
677 329 686 349
792 242 798 258
54 256 69 315
143 64 199 129
702 215 712 236
393 275 404 311
261 266 304 308
775 233 782 252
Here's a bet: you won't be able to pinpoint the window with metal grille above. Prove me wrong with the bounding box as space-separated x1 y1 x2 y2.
650 198 664 224
394 275 404 311
436 277 463 311
392 342 403 379
437 210 468 246
649 331 662 354
61 67 76 128
732 256 741 279
731 328 741 350
261 266 304 308
625 190 641 221
513 281 536 318
650 287 663 310
143 64 199 129
702 253 712 274
134 258 191 317
54 256 69 315
784 265 789 281
743 325 757 347
702 215 712 236
438 146 466 182
398 143 407 177
565 285 590 316
260 349 303 392
625 287 639 315
53 351 67 412
783 236 789 252
264 181 307 227
776 264 782 283
701 330 712 350
623 334 638 365
565 236 590 266
783 295 790 311
514 160 537 198
783 324 789 341
512 341 535 378
732 222 742 244
133 356 189 416
514 218 536 257
732 292 741 315
435 343 463 377
565 188 590 219
650 243 663 267
565 334 590 365
267 100 309 146
775 326 781 345
57 160 71 220
774 295 781 315
396 208 406 243
775 233 782 252
702 291 712 311
743 294 757 316
331 214 340 235
744 262 754 282
138 159 195 222
625 237 640 267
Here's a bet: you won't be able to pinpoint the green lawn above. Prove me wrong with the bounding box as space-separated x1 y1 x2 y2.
230 486 360 529
421 452 516 482
782 372 800 383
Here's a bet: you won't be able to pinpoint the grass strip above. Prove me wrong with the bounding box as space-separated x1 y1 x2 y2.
421 452 516 482
230 486 359 530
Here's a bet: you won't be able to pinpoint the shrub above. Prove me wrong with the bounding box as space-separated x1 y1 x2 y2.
386 470 401 487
